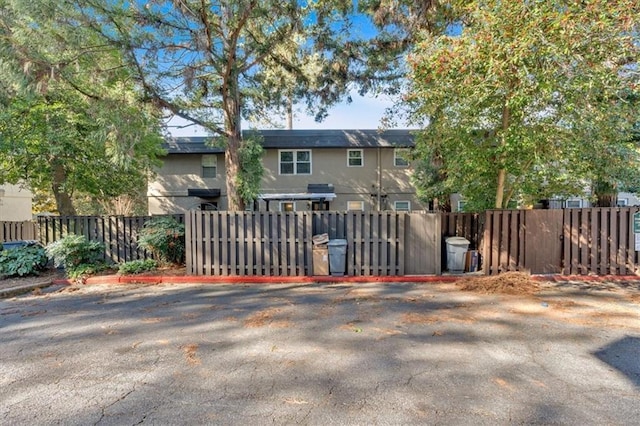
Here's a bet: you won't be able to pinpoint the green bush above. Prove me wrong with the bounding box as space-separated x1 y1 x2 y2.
0 245 48 277
137 217 185 265
46 234 106 277
118 259 158 275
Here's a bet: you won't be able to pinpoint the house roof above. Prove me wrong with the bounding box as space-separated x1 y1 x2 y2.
163 129 416 154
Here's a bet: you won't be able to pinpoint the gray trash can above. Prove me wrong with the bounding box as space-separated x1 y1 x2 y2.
328 239 348 276
445 237 470 273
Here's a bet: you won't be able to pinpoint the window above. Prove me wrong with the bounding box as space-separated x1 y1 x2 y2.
280 201 295 212
199 202 218 211
617 198 628 207
311 201 330 211
202 155 217 178
394 201 411 212
280 150 311 175
347 201 364 211
394 148 410 167
347 149 363 167
457 200 466 212
566 199 582 208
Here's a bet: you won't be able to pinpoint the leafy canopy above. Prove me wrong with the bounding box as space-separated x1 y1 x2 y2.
408 0 640 210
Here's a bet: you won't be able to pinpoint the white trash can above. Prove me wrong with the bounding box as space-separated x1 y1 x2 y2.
445 237 470 273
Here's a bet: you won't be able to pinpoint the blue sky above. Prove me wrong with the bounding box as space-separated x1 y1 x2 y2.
165 90 413 136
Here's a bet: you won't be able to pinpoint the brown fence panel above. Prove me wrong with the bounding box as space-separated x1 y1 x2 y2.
483 210 526 275
0 221 37 242
186 211 440 276
563 207 640 276
36 214 184 264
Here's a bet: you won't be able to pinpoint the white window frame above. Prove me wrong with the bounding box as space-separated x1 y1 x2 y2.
566 199 582 208
347 149 363 167
617 198 628 207
394 201 411 212
394 148 410 167
279 201 295 212
457 200 466 212
346 201 364 211
201 154 217 178
279 149 312 175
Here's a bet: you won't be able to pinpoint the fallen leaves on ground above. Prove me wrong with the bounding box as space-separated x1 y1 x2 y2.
457 272 540 295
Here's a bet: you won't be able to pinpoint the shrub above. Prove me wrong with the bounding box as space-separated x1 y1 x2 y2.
46 234 106 277
137 217 185 265
118 259 158 275
0 244 48 277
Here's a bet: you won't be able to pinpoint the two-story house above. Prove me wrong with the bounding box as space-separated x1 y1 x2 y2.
148 129 426 214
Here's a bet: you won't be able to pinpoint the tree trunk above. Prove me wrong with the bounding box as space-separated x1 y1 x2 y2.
495 101 510 209
495 168 506 209
52 162 76 215
593 179 617 207
222 66 245 211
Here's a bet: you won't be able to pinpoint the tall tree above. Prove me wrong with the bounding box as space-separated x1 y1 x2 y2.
0 0 164 215
407 0 639 209
73 0 358 210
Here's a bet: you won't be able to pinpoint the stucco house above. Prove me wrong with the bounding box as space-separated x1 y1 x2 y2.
0 184 33 221
148 129 426 214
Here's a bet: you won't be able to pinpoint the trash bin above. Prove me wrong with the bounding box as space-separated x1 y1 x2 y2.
328 239 348 276
445 237 470 273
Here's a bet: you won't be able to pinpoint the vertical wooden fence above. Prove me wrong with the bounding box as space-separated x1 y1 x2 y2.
186 211 440 276
0 221 37 242
36 215 184 263
562 207 640 276
482 207 640 275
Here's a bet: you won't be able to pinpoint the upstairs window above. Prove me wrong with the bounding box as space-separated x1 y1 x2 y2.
394 201 411 212
280 150 311 175
347 149 363 167
394 148 410 167
201 155 217 178
347 201 364 211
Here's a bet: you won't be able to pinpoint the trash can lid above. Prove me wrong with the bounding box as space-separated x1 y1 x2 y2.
328 239 348 246
446 236 470 245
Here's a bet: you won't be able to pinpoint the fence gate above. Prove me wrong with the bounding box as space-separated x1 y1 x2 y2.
524 210 563 274
484 209 563 275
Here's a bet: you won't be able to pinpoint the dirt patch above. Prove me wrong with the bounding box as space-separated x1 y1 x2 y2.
457 272 540 295
243 307 291 328
180 343 201 365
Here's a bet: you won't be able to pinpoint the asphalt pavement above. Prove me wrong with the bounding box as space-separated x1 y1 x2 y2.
1 280 639 425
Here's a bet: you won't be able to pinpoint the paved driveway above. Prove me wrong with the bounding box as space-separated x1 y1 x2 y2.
1 280 639 425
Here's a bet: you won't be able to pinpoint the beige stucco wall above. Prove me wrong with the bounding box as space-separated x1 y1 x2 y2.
148 153 229 214
0 184 33 221
149 148 426 214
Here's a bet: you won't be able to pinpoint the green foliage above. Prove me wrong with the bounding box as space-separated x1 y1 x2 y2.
237 133 265 206
45 234 106 277
407 0 640 209
0 1 165 215
0 245 48 277
118 259 158 275
72 0 359 210
137 217 185 265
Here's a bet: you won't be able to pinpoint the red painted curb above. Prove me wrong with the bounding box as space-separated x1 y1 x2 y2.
53 274 462 286
51 273 640 286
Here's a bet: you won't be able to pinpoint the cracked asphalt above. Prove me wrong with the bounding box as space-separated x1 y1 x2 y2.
1 280 639 425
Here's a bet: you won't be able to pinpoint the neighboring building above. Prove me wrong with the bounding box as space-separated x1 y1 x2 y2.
0 184 33 221
148 129 426 214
